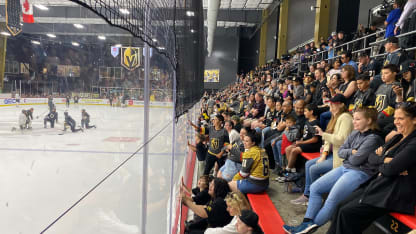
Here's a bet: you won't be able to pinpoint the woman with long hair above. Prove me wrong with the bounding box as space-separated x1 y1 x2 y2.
290 94 353 206
328 102 416 234
205 191 251 234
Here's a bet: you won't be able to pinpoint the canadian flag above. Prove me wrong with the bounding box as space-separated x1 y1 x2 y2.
21 0 34 23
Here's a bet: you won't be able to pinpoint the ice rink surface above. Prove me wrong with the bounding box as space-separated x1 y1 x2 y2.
0 104 177 234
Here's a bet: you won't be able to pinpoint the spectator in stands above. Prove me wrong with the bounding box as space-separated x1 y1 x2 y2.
383 36 408 66
327 59 342 83
340 51 358 74
335 31 348 55
248 93 266 120
338 65 358 109
255 96 278 148
385 0 402 38
285 107 384 233
393 59 416 103
205 191 251 234
189 115 230 176
352 73 376 110
188 133 208 179
182 178 232 233
320 73 343 130
231 115 242 133
292 77 304 100
328 102 416 234
303 72 314 87
394 0 416 35
229 131 269 194
313 68 327 106
284 104 322 175
375 64 400 137
219 127 247 182
358 53 371 74
236 210 264 234
181 175 211 206
291 94 353 206
304 81 319 105
225 121 240 144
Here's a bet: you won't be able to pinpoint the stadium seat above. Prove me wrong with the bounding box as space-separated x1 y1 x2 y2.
247 192 286 234
300 152 320 160
390 207 416 230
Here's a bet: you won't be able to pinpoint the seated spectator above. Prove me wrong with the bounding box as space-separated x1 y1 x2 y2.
385 0 402 38
393 59 416 103
231 115 243 132
218 127 247 182
252 96 278 147
304 81 319 105
188 133 208 179
327 59 342 83
303 72 314 87
292 77 304 100
328 102 416 234
182 178 233 233
352 73 376 110
284 104 322 175
375 64 400 137
291 94 353 206
181 175 211 206
284 107 383 233
340 51 358 74
383 36 408 66
320 74 343 130
229 131 269 194
337 65 358 108
236 210 264 234
205 191 251 234
225 121 240 144
246 93 266 120
294 100 306 131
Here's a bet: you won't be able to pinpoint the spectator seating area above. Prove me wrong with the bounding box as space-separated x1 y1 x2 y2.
181 3 416 234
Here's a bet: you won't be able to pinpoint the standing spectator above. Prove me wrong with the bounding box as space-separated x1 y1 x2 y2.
188 133 208 179
385 0 402 38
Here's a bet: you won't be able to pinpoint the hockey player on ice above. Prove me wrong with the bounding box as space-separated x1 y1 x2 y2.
18 110 27 130
63 111 83 132
48 95 55 111
44 108 58 128
81 109 96 129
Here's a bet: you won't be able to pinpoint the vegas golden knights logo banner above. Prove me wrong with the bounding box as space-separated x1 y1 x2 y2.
121 47 142 71
6 0 22 36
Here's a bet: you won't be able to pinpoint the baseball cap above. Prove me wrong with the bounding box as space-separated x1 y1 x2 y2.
305 72 315 79
292 76 302 83
328 94 347 105
386 36 399 44
239 210 263 233
399 60 416 74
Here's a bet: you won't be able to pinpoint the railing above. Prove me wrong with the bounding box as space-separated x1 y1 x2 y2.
296 28 416 72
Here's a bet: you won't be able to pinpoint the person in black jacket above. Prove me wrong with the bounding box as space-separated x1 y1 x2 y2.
328 102 416 234
81 109 96 129
44 108 58 128
63 111 83 133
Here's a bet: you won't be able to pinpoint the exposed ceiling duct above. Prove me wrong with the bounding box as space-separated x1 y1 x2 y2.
207 0 220 57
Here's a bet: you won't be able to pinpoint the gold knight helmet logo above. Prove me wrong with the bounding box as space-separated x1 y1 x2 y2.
121 47 141 71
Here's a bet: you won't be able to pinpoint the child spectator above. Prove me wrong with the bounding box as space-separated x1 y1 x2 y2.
352 73 376 110
181 175 211 206
188 133 208 179
284 104 322 176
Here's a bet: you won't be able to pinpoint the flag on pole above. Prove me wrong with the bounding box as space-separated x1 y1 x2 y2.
21 0 34 23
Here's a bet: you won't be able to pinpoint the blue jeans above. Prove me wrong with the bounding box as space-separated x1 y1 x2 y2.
260 126 271 148
305 166 370 226
304 154 333 197
320 111 331 131
271 139 282 166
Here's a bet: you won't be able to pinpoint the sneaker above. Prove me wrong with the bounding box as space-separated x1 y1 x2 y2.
283 224 295 233
292 221 318 234
290 195 309 206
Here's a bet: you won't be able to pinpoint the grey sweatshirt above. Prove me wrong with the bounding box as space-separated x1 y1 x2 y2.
338 130 384 176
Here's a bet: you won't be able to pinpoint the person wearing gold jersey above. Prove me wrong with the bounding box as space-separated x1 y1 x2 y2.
229 130 269 194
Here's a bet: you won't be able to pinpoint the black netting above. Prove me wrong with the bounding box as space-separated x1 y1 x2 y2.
68 0 205 118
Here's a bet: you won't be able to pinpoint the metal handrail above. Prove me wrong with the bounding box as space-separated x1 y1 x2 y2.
369 29 416 46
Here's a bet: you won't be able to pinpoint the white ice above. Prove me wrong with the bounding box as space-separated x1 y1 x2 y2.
0 104 178 234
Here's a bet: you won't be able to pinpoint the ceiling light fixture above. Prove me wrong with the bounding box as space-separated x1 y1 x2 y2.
34 4 49 10
31 40 41 45
186 11 195 17
120 8 130 14
72 42 80 46
152 38 157 42
46 33 56 38
73 24 84 29
98 35 106 40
